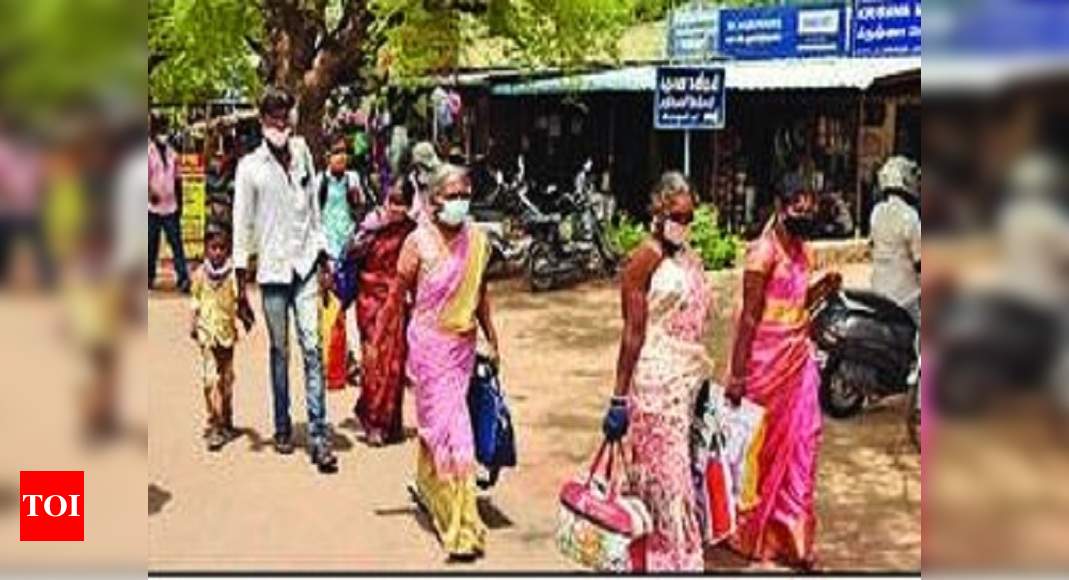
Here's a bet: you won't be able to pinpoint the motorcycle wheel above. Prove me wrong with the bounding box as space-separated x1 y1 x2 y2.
527 245 556 293
820 359 869 419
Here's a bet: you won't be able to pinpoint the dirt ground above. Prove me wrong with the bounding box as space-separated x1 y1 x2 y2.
146 263 920 573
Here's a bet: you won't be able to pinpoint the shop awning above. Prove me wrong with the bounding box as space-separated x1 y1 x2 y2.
490 57 921 95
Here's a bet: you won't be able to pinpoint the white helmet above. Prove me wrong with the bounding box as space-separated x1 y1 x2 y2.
878 156 920 198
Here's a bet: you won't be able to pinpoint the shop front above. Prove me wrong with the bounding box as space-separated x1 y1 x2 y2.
486 57 920 239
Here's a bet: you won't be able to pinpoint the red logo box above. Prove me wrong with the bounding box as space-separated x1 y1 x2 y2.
19 471 84 541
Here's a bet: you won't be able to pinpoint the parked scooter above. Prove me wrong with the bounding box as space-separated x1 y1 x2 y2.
811 289 919 419
485 224 533 279
473 156 534 279
520 159 617 291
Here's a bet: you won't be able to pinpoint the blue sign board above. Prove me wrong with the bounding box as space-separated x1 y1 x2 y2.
667 7 720 61
720 4 847 60
853 0 922 57
654 66 726 131
923 0 1069 56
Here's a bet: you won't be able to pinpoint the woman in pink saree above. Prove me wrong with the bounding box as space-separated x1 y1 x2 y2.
373 163 498 561
725 182 841 570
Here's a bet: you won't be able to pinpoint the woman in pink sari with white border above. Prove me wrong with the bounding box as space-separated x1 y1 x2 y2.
725 181 841 570
373 163 499 562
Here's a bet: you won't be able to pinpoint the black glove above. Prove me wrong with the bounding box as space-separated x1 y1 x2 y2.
602 397 629 442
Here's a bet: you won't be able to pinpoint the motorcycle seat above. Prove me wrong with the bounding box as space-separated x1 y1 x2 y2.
840 289 918 331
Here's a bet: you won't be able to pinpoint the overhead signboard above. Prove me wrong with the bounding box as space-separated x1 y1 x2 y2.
667 6 720 61
654 66 726 130
853 0 922 57
719 4 847 60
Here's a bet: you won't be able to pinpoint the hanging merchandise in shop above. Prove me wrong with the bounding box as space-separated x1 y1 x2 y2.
852 0 922 57
719 4 847 60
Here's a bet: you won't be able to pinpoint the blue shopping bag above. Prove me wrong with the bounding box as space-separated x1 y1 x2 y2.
331 256 359 308
468 355 517 488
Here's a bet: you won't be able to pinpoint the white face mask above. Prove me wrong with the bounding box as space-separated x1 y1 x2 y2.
438 198 470 227
663 219 690 246
262 126 291 149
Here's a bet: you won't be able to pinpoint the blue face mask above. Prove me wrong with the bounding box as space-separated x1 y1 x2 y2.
438 198 470 226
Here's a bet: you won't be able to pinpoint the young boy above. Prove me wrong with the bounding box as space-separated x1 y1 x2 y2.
190 222 253 451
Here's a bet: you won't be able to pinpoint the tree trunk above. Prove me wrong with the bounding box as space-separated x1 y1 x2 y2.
297 77 331 168
260 0 374 168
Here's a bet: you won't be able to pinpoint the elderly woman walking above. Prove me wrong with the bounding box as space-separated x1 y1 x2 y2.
602 172 714 571
371 163 499 561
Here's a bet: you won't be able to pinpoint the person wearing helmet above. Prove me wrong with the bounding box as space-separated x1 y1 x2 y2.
870 156 921 325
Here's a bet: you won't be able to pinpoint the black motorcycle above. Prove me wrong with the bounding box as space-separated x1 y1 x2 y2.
520 160 617 291
811 289 919 419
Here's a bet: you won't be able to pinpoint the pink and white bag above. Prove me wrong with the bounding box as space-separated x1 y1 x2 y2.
556 440 652 572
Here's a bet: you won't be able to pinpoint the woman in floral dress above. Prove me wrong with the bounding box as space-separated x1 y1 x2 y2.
603 172 713 571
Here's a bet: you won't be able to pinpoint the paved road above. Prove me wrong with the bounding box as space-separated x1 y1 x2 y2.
147 265 920 573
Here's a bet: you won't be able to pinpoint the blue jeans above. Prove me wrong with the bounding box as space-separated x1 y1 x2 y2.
261 269 328 446
148 212 189 287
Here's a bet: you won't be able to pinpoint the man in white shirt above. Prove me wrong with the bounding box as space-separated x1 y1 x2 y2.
870 156 921 325
233 88 337 473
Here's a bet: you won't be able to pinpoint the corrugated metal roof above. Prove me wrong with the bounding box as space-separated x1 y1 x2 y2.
490 57 921 95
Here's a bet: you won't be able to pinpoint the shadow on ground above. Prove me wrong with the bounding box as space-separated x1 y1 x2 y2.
148 483 173 516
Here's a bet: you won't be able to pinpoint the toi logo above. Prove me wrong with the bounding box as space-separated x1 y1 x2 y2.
19 471 84 541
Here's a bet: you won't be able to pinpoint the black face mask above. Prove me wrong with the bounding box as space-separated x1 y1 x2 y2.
782 215 815 239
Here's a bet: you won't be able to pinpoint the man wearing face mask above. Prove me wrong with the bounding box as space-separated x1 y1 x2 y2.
724 177 841 570
233 88 338 473
148 113 191 293
370 164 498 560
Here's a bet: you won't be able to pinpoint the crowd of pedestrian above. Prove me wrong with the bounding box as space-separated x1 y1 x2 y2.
154 85 921 570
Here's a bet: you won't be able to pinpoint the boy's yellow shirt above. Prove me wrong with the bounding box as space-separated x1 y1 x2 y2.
191 267 238 348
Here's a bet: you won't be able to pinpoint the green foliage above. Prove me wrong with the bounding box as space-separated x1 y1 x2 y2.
604 205 741 270
604 213 648 258
0 0 145 126
149 0 640 104
370 0 464 80
690 204 742 271
489 0 635 69
150 0 262 104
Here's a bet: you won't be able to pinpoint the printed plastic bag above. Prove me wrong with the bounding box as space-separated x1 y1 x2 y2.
691 381 737 545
